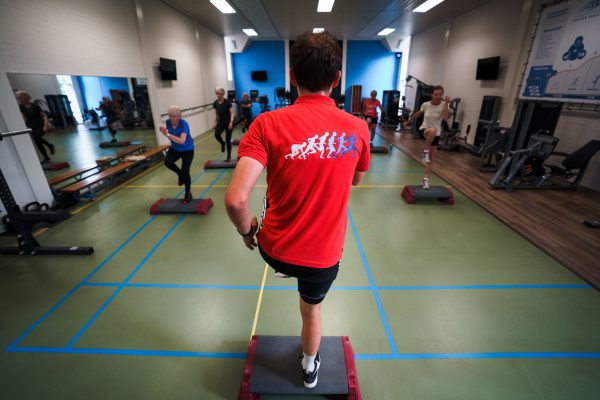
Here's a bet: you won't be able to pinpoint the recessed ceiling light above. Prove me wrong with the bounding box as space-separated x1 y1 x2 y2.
317 0 335 13
243 29 258 36
413 0 445 13
313 28 325 33
377 28 396 36
210 0 236 14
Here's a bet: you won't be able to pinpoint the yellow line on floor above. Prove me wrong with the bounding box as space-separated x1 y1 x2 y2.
33 227 48 237
70 162 163 215
250 263 269 342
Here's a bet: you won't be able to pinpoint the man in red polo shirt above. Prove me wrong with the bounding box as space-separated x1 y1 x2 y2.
225 31 370 389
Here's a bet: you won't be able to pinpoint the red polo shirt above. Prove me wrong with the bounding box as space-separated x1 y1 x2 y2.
238 94 370 268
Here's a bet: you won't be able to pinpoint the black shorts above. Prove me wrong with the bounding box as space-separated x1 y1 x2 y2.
418 129 440 146
259 245 340 305
365 115 378 124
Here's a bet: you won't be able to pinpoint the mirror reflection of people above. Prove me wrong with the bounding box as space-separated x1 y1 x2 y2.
403 85 450 189
213 87 235 162
362 90 385 145
159 105 194 204
240 92 253 133
225 30 370 390
97 97 122 143
16 90 55 163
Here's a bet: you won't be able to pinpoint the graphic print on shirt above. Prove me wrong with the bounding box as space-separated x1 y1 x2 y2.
285 131 358 160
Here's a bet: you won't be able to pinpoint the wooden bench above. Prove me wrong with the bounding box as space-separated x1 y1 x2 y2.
61 161 136 197
47 165 98 186
59 145 169 199
96 144 146 167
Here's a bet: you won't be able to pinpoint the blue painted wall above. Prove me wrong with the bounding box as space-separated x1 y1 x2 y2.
232 41 286 116
345 41 400 112
76 76 130 110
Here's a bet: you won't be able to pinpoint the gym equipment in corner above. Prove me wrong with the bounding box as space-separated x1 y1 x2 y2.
100 141 131 148
238 335 361 399
401 185 454 205
0 129 94 256
42 161 70 171
149 198 213 215
204 160 237 169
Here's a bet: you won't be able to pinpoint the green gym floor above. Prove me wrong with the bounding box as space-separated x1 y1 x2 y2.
1 126 600 399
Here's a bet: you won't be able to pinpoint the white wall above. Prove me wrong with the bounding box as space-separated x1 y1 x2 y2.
407 0 600 190
6 74 61 103
0 0 228 220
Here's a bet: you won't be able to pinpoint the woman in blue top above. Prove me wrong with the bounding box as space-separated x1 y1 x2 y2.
159 105 195 203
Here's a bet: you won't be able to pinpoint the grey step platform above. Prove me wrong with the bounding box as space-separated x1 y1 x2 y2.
204 160 237 169
149 198 213 214
42 161 69 171
401 185 454 204
238 335 361 399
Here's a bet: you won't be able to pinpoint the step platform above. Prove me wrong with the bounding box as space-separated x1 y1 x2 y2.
204 160 237 169
401 185 454 205
238 335 361 399
149 198 214 215
370 145 390 154
42 161 70 171
99 141 131 148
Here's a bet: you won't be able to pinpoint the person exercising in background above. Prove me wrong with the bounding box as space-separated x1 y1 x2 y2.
97 97 122 143
213 87 235 162
16 91 55 163
159 105 194 204
403 85 449 190
362 90 385 145
240 92 253 133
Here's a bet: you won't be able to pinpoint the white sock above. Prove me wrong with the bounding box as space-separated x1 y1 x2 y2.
302 352 316 372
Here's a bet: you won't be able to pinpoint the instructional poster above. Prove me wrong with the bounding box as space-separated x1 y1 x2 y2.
522 0 600 102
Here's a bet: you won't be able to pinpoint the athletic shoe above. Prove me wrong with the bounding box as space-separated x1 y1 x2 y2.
274 271 291 278
111 138 118 143
301 352 321 389
422 150 430 163
49 144 56 155
225 157 231 163
182 192 193 204
422 178 430 190
42 158 51 164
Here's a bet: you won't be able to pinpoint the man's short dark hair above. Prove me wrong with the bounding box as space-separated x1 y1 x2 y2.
432 85 444 93
290 31 342 92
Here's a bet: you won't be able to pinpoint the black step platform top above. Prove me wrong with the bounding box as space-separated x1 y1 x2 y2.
251 336 348 395
149 198 213 214
408 185 452 198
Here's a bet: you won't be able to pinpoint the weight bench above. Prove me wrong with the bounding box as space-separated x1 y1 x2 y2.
204 160 237 169
402 185 454 204
239 335 361 399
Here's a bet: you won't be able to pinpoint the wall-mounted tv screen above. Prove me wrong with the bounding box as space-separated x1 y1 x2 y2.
251 70 268 81
476 56 500 80
159 58 177 81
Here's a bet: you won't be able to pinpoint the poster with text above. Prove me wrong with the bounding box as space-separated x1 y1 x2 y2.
522 0 600 102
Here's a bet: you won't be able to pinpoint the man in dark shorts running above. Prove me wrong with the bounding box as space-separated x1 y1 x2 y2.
225 31 370 389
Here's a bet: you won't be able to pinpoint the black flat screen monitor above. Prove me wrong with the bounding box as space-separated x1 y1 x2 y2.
251 70 268 81
159 58 177 81
476 56 500 80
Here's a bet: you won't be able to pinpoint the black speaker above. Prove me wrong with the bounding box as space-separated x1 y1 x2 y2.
227 90 236 101
250 90 259 102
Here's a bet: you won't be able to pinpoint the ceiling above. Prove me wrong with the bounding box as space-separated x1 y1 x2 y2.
165 0 490 41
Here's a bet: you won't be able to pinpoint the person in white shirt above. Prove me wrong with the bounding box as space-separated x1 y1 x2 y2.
403 85 449 189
